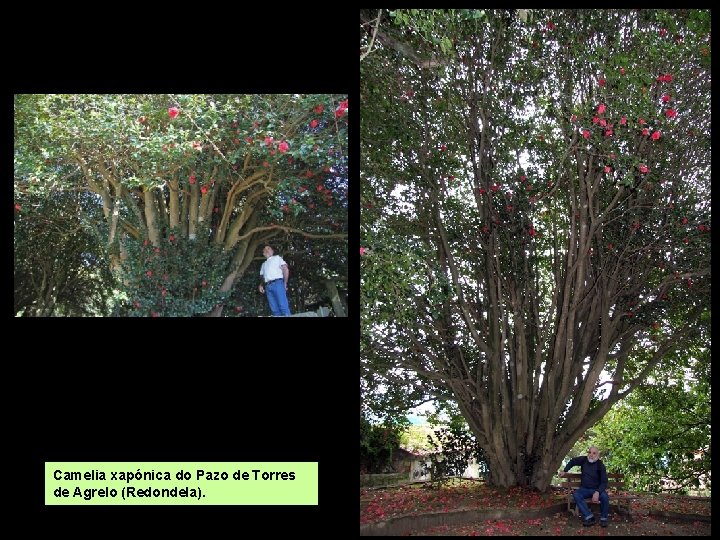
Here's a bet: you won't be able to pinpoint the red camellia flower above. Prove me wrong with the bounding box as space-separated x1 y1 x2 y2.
151 312 159 317
599 78 606 86
478 188 486 195
278 141 289 153
665 108 677 118
139 116 146 123
448 175 455 181
582 129 590 139
360 247 366 256
440 144 447 151
269 149 276 156
529 227 537 237
604 166 611 173
146 270 153 277
161 289 167 297
14 203 21 212
168 107 179 119
619 67 625 75
314 104 324 114
607 243 613 250
310 119 318 128
651 131 661 140
659 28 667 37
520 175 526 181
599 119 607 127
264 136 274 147
546 21 555 30
664 73 672 82
605 129 613 137
189 174 196 184
200 185 208 195
620 116 627 125
263 161 269 167
662 93 671 103
639 164 649 174
169 234 175 242
642 128 649 136
571 114 577 122
245 137 253 144
638 118 646 125
233 138 240 144
592 116 599 124
202 280 208 287
597 103 606 114
154 247 160 253
681 217 688 224
491 184 499 192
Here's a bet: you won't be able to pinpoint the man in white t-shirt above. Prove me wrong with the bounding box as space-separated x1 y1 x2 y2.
258 245 291 316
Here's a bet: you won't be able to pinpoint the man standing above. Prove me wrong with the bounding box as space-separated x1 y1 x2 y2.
258 245 291 316
559 446 610 527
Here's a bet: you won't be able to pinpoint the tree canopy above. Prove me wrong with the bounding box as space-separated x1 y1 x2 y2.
361 9 710 490
15 93 348 316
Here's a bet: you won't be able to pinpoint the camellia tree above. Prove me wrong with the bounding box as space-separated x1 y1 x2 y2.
361 9 710 490
15 94 348 316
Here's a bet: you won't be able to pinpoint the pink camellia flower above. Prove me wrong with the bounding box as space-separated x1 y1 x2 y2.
605 129 613 137
599 78 606 86
571 114 577 122
662 93 671 103
200 185 208 195
604 166 611 173
698 224 706 232
651 131 661 140
360 247 366 256
642 128 649 136
638 118 646 125
597 103 606 114
310 119 318 128
278 141 289 153
582 129 591 139
245 137 253 144
168 107 179 119
639 164 649 174
665 108 677 119
189 174 196 185
15 203 21 212
314 104 324 114
169 234 175 242
620 116 627 125
264 136 274 147
592 116 599 124
154 247 160 253
599 119 607 127
146 270 153 277
263 161 269 167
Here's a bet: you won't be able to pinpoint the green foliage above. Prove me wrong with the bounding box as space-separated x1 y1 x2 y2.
591 345 710 493
360 416 405 474
15 93 348 316
421 417 488 484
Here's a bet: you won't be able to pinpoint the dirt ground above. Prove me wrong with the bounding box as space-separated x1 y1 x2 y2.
360 482 710 536
411 511 711 536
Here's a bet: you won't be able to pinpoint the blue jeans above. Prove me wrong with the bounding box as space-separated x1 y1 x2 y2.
266 280 291 316
574 487 609 520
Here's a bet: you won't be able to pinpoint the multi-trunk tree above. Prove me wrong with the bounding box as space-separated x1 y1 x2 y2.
361 9 710 490
15 94 348 316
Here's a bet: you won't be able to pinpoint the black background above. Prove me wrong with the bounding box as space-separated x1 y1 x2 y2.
9 7 358 535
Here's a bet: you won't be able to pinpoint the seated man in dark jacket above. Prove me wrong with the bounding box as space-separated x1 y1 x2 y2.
559 446 609 527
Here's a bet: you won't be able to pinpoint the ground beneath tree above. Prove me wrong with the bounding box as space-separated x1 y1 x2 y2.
360 481 710 536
